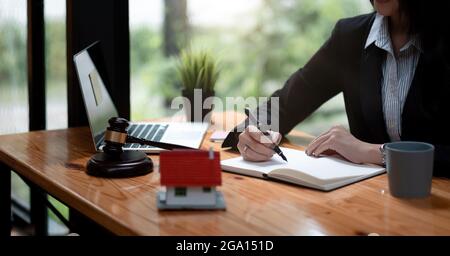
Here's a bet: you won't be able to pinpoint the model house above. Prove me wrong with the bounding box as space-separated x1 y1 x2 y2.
159 149 222 207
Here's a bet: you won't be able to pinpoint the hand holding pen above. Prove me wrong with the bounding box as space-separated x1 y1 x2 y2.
236 108 287 162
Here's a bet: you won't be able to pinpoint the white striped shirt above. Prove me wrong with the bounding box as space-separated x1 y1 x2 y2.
365 14 422 141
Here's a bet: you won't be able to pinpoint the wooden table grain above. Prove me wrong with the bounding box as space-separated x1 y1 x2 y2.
1 112 450 235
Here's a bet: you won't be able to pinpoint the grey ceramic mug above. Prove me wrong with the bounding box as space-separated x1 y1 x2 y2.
385 141 434 198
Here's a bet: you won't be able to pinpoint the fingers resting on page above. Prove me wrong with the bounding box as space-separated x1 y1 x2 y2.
305 125 381 165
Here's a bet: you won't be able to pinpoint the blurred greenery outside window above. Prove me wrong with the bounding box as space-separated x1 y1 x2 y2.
0 0 68 234
45 0 67 131
44 0 69 233
130 0 371 136
0 0 30 217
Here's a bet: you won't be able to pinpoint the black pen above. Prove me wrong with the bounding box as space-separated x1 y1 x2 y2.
244 108 288 162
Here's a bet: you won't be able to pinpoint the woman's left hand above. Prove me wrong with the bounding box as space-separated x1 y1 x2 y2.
305 125 382 165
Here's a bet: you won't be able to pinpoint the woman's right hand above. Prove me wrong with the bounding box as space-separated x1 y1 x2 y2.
237 125 282 162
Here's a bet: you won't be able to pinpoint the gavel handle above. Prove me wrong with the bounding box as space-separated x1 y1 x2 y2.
126 136 193 150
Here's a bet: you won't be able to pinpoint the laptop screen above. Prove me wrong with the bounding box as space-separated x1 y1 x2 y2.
73 43 118 150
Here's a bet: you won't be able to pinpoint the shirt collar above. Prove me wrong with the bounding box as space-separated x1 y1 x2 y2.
365 13 384 49
404 35 423 53
365 13 423 54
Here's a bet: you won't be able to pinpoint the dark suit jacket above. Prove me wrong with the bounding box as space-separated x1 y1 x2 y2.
222 13 450 177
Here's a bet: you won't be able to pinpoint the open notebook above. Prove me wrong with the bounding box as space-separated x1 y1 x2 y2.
221 147 385 191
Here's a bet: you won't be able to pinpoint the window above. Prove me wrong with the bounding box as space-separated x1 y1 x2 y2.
0 0 30 213
175 187 187 197
45 0 67 130
45 0 69 234
203 187 212 193
129 0 371 135
0 0 69 235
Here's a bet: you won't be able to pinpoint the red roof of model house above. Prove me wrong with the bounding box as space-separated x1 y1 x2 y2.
160 150 222 187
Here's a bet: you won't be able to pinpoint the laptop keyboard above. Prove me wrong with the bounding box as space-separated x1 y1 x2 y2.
123 124 169 149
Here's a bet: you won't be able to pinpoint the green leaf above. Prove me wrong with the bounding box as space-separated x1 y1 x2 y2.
175 48 220 91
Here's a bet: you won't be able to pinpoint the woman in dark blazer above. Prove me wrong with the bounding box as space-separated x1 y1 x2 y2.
224 0 450 176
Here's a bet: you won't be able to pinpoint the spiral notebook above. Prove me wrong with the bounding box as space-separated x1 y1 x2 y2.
221 147 385 191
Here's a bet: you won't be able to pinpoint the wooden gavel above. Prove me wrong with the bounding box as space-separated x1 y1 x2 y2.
87 117 193 178
103 117 192 155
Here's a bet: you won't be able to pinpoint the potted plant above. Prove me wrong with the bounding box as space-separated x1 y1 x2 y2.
176 49 219 123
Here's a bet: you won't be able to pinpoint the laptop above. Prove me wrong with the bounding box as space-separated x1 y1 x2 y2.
73 42 208 153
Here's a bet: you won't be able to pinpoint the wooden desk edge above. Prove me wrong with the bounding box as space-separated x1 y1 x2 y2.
0 132 138 235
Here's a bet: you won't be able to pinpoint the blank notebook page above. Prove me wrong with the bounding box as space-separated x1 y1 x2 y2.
222 147 384 181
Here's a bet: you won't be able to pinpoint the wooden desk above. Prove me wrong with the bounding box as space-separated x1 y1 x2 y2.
1 112 450 235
